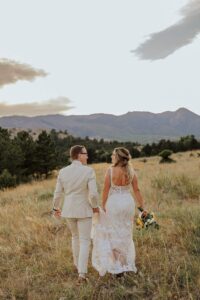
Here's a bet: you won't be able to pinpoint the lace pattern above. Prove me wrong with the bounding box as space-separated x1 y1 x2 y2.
92 194 137 276
92 166 137 276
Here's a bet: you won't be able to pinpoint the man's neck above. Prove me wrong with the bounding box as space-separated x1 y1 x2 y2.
72 159 83 165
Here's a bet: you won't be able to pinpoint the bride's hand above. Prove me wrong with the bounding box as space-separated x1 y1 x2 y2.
102 206 106 213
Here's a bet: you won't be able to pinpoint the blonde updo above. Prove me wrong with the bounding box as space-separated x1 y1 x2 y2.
113 147 134 183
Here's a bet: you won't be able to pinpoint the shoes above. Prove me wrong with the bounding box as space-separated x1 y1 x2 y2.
76 276 89 285
116 272 125 278
72 266 78 273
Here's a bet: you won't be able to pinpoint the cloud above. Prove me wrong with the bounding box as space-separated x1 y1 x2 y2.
133 0 200 60
0 97 74 116
0 58 47 87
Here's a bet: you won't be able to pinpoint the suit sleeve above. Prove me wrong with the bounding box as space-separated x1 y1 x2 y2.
53 171 64 209
87 168 99 208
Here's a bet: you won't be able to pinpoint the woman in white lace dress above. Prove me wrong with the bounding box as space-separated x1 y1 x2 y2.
92 147 145 277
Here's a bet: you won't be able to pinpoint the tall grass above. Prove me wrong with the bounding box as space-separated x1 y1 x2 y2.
0 153 200 299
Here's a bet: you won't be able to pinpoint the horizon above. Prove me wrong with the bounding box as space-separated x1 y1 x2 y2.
0 107 199 118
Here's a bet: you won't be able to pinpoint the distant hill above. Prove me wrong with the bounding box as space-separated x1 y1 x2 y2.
0 108 200 143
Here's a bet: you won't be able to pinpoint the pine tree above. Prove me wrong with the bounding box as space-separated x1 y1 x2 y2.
14 131 36 179
35 131 57 178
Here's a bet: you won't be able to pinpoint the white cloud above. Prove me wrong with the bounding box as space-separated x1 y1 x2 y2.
133 0 200 60
0 58 47 87
0 97 74 116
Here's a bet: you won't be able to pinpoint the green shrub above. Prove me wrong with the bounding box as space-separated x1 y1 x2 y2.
158 149 174 163
0 169 17 190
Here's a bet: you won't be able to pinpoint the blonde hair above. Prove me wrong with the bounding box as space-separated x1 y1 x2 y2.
113 147 134 183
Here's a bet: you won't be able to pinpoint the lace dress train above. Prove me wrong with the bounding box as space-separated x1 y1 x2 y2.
92 179 137 276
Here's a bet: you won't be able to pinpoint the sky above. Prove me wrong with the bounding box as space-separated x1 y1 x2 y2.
0 0 200 116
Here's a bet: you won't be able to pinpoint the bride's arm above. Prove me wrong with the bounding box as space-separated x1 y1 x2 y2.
132 175 145 210
102 169 111 212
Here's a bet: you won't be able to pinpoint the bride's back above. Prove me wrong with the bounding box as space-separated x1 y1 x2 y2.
111 166 130 186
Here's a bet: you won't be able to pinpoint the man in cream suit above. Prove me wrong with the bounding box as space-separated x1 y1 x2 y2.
52 145 99 283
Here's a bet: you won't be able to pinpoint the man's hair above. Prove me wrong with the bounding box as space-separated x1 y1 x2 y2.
70 145 85 160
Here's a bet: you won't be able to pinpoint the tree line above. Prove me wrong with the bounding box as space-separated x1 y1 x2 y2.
0 126 200 189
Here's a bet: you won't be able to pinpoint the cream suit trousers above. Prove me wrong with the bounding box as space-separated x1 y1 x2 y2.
67 217 92 275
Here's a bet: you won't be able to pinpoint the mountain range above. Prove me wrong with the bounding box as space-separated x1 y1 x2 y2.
0 108 200 143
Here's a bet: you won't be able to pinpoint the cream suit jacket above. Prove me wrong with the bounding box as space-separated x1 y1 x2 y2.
53 160 99 218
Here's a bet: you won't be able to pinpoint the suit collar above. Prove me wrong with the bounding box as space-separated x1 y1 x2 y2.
71 160 83 166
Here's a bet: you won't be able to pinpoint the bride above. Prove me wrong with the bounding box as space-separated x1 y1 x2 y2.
92 147 145 277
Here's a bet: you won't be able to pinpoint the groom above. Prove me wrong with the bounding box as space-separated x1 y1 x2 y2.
52 145 99 283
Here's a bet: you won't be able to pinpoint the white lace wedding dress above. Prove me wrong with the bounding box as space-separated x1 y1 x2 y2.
92 167 137 276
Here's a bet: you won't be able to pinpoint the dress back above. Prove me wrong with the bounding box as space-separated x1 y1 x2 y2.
109 167 131 195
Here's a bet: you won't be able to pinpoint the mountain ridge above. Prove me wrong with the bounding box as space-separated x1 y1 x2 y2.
0 108 199 143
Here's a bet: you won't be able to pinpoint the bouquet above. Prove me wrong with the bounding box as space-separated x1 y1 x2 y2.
136 209 159 230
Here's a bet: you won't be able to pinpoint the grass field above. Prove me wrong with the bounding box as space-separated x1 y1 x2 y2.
0 151 200 299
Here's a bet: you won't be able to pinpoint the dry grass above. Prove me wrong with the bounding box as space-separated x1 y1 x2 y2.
0 152 200 299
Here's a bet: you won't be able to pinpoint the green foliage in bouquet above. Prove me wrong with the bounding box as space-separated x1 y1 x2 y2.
136 211 160 230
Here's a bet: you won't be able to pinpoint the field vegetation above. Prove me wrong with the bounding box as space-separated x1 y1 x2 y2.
0 151 200 299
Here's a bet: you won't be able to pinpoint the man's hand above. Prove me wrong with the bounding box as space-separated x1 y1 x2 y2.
92 207 100 213
52 208 61 218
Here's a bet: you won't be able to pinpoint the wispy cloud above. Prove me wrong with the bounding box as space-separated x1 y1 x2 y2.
0 58 47 87
0 97 74 116
133 0 200 60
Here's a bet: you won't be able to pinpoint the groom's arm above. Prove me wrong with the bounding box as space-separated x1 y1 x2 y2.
53 171 64 210
87 168 99 209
